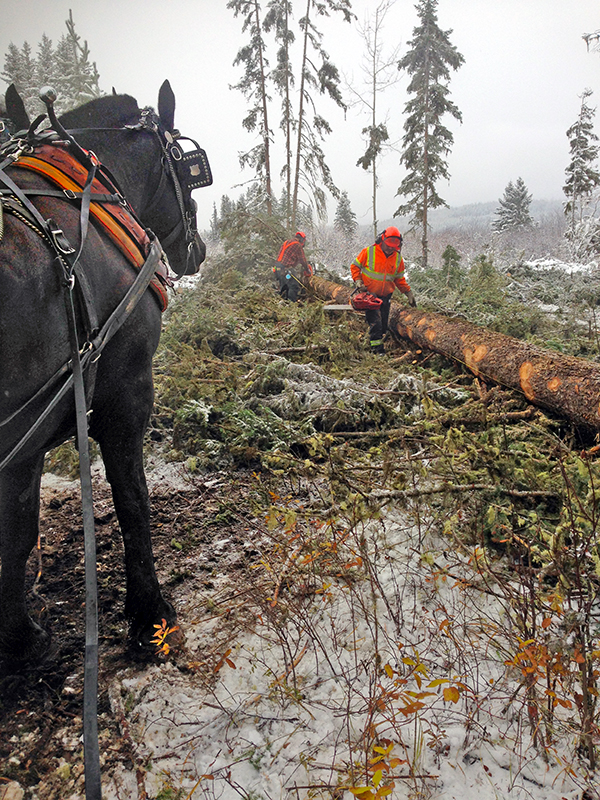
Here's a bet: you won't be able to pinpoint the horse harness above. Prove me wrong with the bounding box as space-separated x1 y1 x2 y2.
0 93 210 800
0 100 205 471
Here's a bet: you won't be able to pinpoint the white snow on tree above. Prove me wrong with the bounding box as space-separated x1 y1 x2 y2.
583 30 600 53
492 176 534 233
333 190 357 238
1 10 102 118
563 89 600 245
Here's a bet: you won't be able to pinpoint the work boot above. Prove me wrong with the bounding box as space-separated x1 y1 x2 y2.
371 344 385 355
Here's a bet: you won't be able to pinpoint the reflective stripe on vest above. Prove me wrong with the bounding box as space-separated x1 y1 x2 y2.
353 246 404 282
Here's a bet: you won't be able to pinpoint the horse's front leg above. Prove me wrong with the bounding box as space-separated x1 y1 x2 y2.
96 423 176 649
0 454 50 664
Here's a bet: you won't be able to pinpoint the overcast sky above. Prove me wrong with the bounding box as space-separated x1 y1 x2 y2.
1 0 599 229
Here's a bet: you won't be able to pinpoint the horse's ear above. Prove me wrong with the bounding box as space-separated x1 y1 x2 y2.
112 87 118 96
158 80 175 131
5 83 30 130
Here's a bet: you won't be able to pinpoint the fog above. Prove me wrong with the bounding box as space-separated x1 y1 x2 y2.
1 0 598 228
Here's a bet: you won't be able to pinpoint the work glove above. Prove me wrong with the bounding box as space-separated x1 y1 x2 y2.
355 279 366 290
406 289 417 308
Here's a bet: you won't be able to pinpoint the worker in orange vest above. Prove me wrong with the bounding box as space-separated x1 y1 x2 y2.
273 231 313 302
350 226 417 354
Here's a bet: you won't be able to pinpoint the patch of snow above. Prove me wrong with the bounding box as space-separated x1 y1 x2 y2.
101 510 593 800
523 257 597 274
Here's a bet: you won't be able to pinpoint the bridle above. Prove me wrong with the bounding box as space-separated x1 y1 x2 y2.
62 105 210 276
133 108 201 271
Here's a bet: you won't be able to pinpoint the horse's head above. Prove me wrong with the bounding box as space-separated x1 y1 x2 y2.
59 81 208 276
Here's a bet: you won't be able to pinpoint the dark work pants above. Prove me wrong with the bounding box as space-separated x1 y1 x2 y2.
365 294 391 351
275 267 303 302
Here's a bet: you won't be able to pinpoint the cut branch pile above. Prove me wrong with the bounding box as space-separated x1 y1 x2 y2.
308 274 600 435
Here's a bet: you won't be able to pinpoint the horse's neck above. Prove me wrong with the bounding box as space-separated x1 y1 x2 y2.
78 134 152 216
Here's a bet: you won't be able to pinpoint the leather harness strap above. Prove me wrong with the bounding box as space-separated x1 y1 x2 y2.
9 144 170 311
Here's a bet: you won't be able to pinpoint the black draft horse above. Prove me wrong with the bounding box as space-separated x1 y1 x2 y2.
0 81 206 664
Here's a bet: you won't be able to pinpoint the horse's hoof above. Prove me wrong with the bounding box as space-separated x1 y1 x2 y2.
127 602 183 657
0 624 51 670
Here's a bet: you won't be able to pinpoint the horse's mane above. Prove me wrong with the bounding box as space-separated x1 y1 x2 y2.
59 94 143 129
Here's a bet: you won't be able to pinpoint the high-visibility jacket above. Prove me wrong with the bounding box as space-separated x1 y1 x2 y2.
351 244 410 298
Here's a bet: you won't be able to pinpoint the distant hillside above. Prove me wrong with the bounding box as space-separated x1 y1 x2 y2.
375 198 564 232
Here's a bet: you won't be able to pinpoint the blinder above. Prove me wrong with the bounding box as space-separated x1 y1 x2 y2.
166 133 213 191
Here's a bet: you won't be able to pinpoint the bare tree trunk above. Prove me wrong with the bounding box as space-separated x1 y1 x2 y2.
421 41 430 268
284 1 292 228
292 0 311 230
308 274 600 435
254 0 273 215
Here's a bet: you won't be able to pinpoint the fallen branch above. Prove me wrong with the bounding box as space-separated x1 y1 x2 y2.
369 482 558 501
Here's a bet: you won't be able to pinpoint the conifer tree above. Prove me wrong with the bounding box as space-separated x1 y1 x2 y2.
563 89 600 235
492 177 534 233
440 243 462 288
1 43 24 92
54 10 101 112
19 42 38 114
395 0 464 267
334 190 357 237
228 0 274 215
35 35 56 95
209 203 220 243
291 0 352 227
2 12 101 117
264 0 295 227
67 12 101 107
1 42 37 116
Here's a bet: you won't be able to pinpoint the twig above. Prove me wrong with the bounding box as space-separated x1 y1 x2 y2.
269 345 329 355
369 483 558 501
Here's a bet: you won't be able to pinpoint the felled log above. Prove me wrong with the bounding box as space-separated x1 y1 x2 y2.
307 275 600 436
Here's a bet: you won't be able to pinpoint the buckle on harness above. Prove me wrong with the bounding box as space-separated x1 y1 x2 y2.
63 188 77 200
47 218 76 255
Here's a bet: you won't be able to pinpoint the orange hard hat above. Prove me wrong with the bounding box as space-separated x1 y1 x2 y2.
380 226 403 251
295 231 306 241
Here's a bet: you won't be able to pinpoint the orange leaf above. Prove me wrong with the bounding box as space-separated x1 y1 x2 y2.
443 686 461 703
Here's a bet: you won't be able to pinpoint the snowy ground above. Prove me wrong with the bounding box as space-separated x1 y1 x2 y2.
93 504 597 800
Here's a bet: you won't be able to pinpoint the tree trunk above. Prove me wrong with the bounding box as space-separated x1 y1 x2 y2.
308 274 600 435
292 0 312 231
253 0 273 216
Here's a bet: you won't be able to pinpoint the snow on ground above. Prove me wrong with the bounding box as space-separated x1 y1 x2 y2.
100 507 595 800
521 258 597 274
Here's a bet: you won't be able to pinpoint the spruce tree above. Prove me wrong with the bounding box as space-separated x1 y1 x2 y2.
35 35 56 96
334 190 357 237
394 0 464 267
491 177 534 233
563 89 600 235
441 243 462 288
291 0 352 227
228 0 274 215
2 42 37 117
264 0 295 228
2 12 101 116
55 11 101 111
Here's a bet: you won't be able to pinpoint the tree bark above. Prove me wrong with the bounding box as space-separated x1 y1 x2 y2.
308 275 600 435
